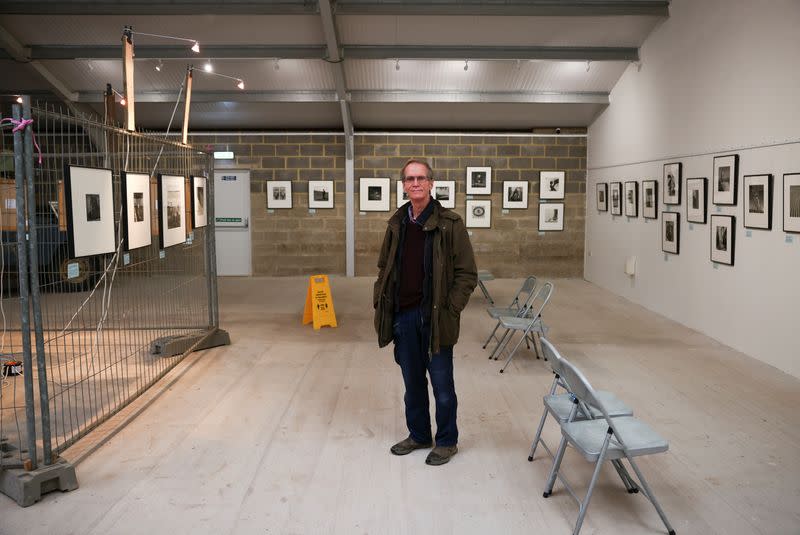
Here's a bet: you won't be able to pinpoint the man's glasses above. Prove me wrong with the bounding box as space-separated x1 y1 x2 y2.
402 176 431 184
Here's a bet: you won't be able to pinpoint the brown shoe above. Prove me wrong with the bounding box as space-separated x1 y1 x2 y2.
425 445 458 466
390 437 433 456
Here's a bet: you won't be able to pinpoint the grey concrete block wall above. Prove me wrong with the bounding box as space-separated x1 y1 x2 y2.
202 130 586 278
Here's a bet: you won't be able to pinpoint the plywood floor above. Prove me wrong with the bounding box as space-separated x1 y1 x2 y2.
1 276 798 535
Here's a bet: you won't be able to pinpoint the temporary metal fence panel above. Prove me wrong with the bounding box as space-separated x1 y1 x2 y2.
1 100 219 478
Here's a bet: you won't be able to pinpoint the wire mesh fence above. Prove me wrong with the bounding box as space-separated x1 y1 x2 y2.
0 99 218 475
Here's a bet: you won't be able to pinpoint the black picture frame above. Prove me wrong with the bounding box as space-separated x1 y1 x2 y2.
64 164 117 258
662 212 680 254
713 154 739 206
596 183 608 212
784 173 800 233
624 181 638 217
643 180 658 219
742 174 773 230
663 162 682 205
610 182 622 216
686 177 708 224
710 214 735 266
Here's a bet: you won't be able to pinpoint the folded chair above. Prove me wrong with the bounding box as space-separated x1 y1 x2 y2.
530 338 639 496
542 355 676 535
488 281 554 373
482 275 537 350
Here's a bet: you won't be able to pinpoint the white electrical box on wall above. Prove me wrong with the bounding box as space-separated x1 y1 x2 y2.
625 256 636 276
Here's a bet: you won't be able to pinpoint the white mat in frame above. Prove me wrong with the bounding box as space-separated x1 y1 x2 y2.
267 180 292 209
159 173 186 249
65 165 116 257
309 180 334 209
192 175 208 227
466 199 491 228
121 171 152 251
503 181 528 209
784 173 800 233
361 178 391 211
539 171 565 200
539 202 564 231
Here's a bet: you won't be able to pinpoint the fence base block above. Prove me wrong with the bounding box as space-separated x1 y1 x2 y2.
150 329 231 358
0 458 78 507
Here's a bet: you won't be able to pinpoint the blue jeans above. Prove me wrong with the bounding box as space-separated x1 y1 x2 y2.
393 306 458 447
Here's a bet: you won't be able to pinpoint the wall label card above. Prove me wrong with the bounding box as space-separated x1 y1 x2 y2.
123 253 130 265
159 250 166 259
67 262 79 279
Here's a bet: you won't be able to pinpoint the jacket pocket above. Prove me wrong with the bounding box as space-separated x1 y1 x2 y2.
438 304 460 346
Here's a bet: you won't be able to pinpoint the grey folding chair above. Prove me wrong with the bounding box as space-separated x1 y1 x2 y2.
530 338 640 496
542 355 676 535
489 281 554 373
482 275 537 350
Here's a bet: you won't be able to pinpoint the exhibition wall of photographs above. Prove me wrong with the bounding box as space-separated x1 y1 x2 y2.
596 153 798 266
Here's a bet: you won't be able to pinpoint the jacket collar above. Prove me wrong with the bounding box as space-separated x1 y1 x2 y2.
389 198 442 231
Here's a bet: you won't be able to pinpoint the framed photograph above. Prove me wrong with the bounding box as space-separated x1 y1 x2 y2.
539 202 564 231
503 181 528 209
64 165 116 257
308 180 334 209
784 173 800 233
610 182 622 216
662 212 680 254
121 171 152 251
434 180 456 209
596 183 608 211
466 167 491 195
710 215 735 265
713 154 739 205
465 199 491 228
158 173 187 249
686 178 708 224
663 162 682 205
396 180 409 208
267 180 292 209
539 171 565 200
360 178 391 212
642 180 658 219
743 174 772 230
191 175 208 227
624 181 638 217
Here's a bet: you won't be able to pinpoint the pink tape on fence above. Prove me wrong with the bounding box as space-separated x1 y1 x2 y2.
0 117 43 165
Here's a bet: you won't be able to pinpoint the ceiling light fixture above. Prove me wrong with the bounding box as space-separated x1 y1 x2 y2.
274 58 280 71
464 59 469 71
110 87 126 106
124 26 200 54
190 65 246 90
155 59 163 72
586 60 591 72
395 59 400 71
16 96 23 104
204 60 213 73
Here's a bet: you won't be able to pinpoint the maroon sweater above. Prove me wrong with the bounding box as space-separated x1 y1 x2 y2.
398 217 426 310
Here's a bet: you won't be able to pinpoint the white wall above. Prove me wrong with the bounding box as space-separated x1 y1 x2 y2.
586 0 800 378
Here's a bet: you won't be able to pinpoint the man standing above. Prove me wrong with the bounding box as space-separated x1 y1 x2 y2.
373 159 477 466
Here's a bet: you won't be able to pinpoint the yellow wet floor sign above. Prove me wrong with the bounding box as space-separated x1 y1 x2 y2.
303 274 337 329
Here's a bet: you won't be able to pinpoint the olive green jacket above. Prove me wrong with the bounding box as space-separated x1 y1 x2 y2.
373 200 477 353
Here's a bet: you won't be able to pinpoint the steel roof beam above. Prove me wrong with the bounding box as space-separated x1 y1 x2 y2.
0 1 669 17
75 89 607 105
4 44 638 62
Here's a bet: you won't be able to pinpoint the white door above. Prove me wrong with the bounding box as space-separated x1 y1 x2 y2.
214 169 251 276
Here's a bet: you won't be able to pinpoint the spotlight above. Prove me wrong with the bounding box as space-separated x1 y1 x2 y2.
204 61 213 73
395 59 400 71
120 97 127 106
16 96 23 104
191 41 200 53
237 79 245 90
586 60 591 72
464 60 469 71
274 58 280 71
155 59 163 72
